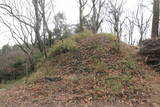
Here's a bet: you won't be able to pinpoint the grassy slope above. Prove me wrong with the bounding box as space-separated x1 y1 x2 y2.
0 31 159 106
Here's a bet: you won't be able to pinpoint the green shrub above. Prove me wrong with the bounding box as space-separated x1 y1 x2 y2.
12 60 24 68
48 39 78 57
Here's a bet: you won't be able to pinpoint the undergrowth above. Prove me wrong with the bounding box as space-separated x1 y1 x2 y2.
48 39 78 57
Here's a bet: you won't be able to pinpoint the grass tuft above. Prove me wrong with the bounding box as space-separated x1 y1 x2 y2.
48 39 78 57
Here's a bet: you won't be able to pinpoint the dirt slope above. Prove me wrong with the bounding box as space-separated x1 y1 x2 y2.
0 33 160 107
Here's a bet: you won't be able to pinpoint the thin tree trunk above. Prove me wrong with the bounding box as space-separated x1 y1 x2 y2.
79 0 84 32
92 0 97 33
33 0 47 57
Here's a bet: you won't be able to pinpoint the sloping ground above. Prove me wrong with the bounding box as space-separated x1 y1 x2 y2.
0 32 160 107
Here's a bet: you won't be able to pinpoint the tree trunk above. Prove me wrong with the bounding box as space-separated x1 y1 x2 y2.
79 0 84 32
151 0 159 39
92 0 96 33
33 0 47 58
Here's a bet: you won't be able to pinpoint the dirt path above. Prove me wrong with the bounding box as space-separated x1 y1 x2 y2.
148 76 160 107
0 89 7 107
134 48 160 107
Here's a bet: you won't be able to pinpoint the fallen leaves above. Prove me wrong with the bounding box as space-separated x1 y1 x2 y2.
0 35 159 107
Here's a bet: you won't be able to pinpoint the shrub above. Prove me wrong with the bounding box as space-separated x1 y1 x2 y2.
48 39 78 57
12 57 25 68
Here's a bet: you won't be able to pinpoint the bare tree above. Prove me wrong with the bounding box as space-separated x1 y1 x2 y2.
0 0 55 57
0 0 55 73
53 12 68 40
32 0 44 53
106 0 126 51
77 0 105 33
151 0 159 39
0 16 35 73
77 0 88 32
125 15 135 45
39 0 55 47
133 1 151 45
89 0 105 33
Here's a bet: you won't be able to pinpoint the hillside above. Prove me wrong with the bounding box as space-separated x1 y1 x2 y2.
0 32 160 107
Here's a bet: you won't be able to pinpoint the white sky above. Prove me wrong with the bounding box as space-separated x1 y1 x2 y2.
0 0 152 48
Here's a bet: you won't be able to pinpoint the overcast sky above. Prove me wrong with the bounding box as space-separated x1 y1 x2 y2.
0 0 152 48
